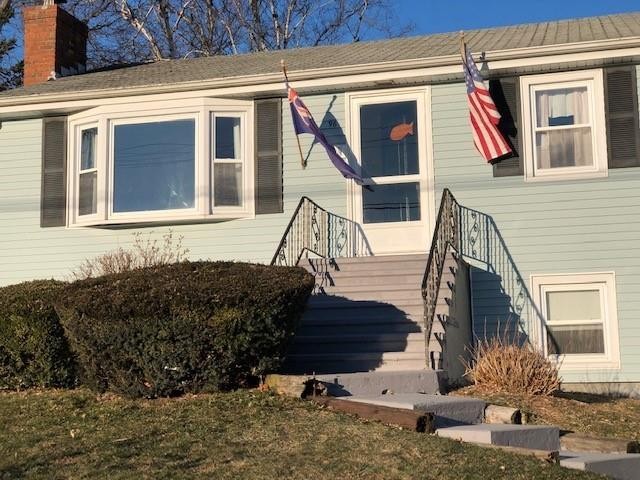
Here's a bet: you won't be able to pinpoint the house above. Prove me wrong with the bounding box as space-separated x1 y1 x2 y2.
1 3 640 396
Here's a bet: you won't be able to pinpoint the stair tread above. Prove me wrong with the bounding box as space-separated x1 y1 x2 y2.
305 254 428 265
293 332 425 342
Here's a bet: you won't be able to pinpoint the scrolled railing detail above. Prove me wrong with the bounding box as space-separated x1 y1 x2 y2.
271 196 371 267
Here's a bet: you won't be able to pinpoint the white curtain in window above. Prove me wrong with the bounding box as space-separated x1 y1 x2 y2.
535 87 592 169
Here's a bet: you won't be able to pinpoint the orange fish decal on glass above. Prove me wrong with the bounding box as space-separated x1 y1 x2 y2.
389 122 414 141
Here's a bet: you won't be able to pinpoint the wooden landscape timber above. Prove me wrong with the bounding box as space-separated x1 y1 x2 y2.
309 396 435 433
560 433 640 454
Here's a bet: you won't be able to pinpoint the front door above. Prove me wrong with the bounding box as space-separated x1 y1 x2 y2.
348 88 433 255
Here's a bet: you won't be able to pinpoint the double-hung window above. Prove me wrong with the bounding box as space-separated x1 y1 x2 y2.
78 126 98 217
531 272 620 370
521 70 608 181
213 115 244 208
67 99 254 226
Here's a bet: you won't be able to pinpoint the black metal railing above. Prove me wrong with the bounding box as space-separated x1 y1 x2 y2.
271 196 371 266
422 189 542 368
421 189 461 368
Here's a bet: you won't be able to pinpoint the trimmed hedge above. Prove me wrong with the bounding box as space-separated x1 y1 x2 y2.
0 280 76 389
56 261 314 398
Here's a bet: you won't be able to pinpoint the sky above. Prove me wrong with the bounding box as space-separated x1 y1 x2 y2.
390 0 640 36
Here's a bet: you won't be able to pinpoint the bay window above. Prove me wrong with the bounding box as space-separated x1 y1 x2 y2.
67 99 253 226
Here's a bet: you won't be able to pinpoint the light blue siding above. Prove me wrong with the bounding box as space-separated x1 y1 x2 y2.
0 93 349 285
432 81 640 383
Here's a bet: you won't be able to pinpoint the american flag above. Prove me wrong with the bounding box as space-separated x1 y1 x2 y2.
463 43 512 162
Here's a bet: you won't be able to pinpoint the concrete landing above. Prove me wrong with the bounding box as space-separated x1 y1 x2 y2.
344 393 485 428
314 370 446 397
560 451 640 480
436 424 560 451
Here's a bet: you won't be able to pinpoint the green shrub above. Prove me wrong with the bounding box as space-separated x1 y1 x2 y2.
0 280 76 389
56 261 314 398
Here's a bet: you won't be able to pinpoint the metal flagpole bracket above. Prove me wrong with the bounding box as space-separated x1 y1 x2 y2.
281 59 307 169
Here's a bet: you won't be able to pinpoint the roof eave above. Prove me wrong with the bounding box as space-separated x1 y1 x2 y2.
2 36 640 110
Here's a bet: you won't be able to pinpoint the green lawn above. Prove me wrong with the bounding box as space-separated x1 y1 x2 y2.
0 389 604 480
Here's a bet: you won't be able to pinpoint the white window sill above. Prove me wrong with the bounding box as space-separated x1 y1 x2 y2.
524 168 608 182
69 212 254 228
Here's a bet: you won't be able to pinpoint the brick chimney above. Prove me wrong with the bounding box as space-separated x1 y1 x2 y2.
22 1 88 86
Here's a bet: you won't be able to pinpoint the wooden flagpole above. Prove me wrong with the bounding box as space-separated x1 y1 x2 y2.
459 30 466 59
281 59 307 169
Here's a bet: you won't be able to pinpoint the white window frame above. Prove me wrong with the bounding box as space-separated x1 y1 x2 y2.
108 112 201 222
344 86 436 255
75 122 101 223
520 69 608 182
211 112 248 213
531 272 620 371
66 97 254 227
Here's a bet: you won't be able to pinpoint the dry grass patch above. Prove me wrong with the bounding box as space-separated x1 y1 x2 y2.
454 386 640 440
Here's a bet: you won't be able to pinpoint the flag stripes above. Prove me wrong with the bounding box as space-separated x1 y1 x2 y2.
463 43 512 162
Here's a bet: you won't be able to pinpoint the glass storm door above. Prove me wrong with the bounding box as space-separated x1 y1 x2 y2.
350 90 431 254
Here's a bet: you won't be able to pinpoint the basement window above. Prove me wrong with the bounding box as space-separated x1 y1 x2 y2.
521 70 608 182
531 272 620 370
67 99 254 226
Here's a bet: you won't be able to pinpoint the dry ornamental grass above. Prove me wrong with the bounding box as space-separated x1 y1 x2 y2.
464 336 561 396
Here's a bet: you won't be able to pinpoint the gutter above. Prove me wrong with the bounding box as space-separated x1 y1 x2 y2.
1 36 640 110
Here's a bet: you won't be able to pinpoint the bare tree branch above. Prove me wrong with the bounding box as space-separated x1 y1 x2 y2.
115 0 165 60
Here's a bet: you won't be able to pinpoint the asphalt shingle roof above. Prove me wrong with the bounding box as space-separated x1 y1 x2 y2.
3 12 640 100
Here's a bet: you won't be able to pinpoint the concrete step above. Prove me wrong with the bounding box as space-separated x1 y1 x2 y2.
313 272 424 288
344 393 485 428
297 319 424 336
297 320 444 338
288 332 425 355
302 303 423 320
308 254 428 265
316 283 423 294
307 297 424 310
304 256 428 274
313 370 445 397
309 290 423 303
560 451 640 480
436 424 561 451
281 351 427 374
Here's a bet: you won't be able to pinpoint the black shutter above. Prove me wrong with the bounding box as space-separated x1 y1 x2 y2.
490 77 523 177
40 118 67 227
255 98 283 214
605 66 640 169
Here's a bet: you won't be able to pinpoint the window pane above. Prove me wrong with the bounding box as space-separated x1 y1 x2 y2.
79 171 97 216
215 117 241 159
214 163 242 206
81 127 97 171
536 127 593 169
360 101 419 177
363 182 420 224
546 289 602 322
535 87 589 128
547 324 605 355
113 119 195 213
